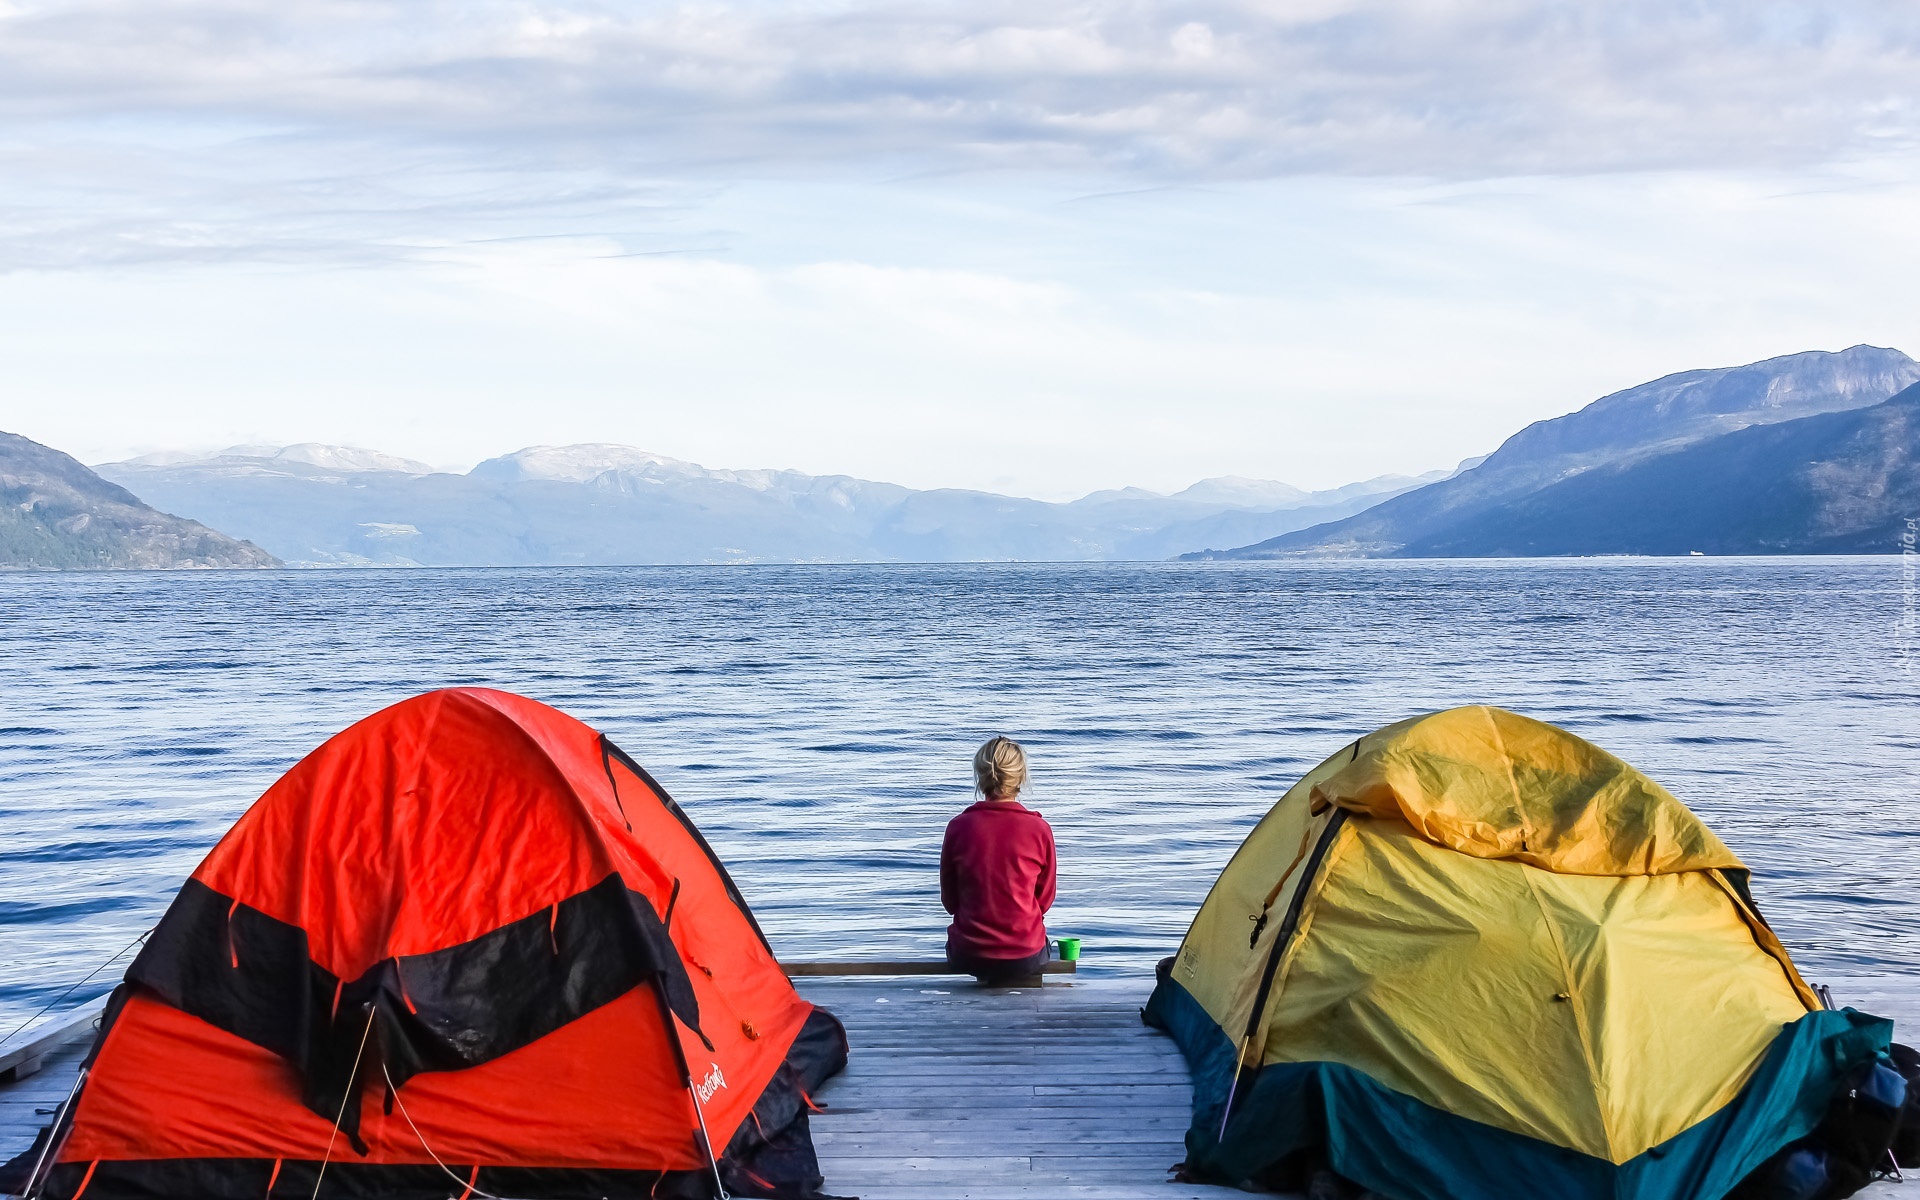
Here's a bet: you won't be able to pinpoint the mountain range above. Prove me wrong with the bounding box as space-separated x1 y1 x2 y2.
11 343 1918 570
93 444 1449 567
1188 344 1920 559
0 432 279 569
1385 380 1920 556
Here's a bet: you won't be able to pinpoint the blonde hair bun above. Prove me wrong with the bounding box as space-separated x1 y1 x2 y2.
973 736 1028 797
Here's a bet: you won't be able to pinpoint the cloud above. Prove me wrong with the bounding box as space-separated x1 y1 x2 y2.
0 0 1915 265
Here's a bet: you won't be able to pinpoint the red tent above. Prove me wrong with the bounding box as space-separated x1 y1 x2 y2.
14 688 846 1200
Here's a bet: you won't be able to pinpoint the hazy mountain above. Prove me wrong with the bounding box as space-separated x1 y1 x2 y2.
1193 345 1920 559
1 432 280 570
471 444 712 485
1164 477 1313 509
121 443 437 476
1398 382 1920 556
93 444 1437 566
1045 470 1455 562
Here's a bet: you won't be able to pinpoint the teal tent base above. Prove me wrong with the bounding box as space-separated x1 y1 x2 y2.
1144 978 1892 1200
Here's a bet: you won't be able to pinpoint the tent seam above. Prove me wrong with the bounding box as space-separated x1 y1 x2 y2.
1705 869 1821 1012
1517 864 1618 1164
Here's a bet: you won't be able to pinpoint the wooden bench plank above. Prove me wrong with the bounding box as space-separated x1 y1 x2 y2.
782 961 1077 977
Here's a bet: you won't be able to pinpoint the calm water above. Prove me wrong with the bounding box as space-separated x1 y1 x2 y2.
1 560 1915 1032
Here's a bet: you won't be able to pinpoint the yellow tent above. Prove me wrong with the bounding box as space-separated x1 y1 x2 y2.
1144 707 1892 1200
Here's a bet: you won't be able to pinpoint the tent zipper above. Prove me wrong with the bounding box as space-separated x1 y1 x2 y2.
1218 808 1349 1141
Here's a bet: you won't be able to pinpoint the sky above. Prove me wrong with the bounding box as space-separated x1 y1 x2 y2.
0 1 1917 499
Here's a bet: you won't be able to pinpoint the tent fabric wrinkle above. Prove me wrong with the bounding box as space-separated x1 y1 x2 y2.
10 687 846 1200
1146 706 1896 1200
1307 706 1744 876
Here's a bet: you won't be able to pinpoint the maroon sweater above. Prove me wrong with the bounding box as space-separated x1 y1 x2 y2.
940 799 1057 960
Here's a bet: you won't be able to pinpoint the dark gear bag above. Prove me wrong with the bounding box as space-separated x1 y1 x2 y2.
1812 1052 1909 1196
1890 1042 1920 1169
1731 1051 1909 1200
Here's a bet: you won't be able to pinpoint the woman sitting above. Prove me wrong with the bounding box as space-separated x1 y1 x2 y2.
941 736 1057 984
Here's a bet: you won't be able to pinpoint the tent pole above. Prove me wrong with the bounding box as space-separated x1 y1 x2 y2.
686 1077 728 1200
1216 1041 1250 1142
650 984 730 1200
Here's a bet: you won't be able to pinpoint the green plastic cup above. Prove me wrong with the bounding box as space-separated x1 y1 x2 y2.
1057 937 1082 962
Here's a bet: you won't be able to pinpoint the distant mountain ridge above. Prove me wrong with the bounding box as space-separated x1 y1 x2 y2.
1395 382 1920 556
471 444 717 485
121 443 438 476
1 432 280 570
1192 345 1920 559
96 445 1450 566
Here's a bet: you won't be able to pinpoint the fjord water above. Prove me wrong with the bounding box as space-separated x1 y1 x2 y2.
1 560 1914 1031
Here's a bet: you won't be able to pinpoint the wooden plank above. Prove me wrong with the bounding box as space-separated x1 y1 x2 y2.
821 1058 1187 1074
812 1185 1244 1199
825 1163 1188 1180
816 1131 1189 1149
847 1020 1150 1031
800 1188 1246 1200
814 1105 1190 1120
812 1104 1190 1118
0 1041 89 1155
0 996 107 1084
789 978 1222 1198
782 961 1076 977
819 1145 1185 1164
817 1090 1188 1108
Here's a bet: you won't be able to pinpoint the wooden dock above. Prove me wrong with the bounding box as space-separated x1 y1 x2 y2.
795 976 1235 1199
0 1025 93 1193
1 975 1912 1199
793 975 1912 1199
